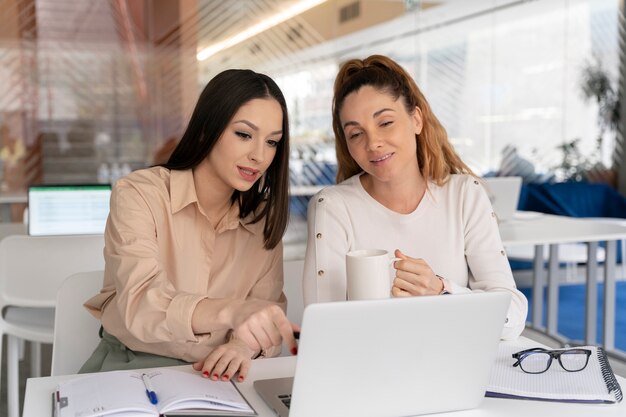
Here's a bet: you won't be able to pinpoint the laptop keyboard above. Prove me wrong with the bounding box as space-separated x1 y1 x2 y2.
278 394 291 408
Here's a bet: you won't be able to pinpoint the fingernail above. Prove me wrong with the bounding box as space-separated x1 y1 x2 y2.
212 373 219 380
202 371 209 377
291 347 298 355
238 375 245 382
222 375 229 380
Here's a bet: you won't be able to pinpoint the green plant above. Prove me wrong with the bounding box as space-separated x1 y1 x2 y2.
554 138 589 182
553 58 619 182
580 57 620 147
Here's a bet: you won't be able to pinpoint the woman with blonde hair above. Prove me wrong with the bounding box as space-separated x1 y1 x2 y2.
303 55 527 339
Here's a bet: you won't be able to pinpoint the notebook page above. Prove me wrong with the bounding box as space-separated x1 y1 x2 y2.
149 369 254 413
57 371 153 417
487 344 620 403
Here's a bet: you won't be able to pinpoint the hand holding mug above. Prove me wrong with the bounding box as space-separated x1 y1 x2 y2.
391 249 444 297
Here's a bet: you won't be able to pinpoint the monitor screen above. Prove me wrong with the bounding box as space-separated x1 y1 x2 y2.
28 184 112 236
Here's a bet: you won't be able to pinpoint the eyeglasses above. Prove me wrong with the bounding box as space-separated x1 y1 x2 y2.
512 347 592 374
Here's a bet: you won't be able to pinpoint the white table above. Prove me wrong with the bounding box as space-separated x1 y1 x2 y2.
23 340 626 417
499 213 626 354
234 355 626 417
0 222 27 240
289 185 324 196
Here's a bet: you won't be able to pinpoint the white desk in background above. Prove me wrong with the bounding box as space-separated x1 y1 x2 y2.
499 212 626 356
23 337 626 417
0 222 27 240
0 190 27 222
289 184 324 197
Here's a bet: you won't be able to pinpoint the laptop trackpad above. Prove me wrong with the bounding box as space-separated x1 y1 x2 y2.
254 377 294 417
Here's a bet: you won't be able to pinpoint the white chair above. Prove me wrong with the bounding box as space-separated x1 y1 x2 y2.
51 271 104 376
0 234 104 417
283 259 304 327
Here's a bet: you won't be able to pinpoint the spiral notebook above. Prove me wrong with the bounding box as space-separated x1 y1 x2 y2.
486 344 623 404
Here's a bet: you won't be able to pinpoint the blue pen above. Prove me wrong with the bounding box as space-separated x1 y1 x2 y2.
141 373 158 405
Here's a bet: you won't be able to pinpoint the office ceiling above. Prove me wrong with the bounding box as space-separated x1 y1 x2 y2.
191 0 442 76
1 0 443 69
130 0 418 79
0 0 443 138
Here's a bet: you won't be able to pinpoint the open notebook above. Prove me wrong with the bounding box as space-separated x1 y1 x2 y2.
487 344 623 403
54 368 256 417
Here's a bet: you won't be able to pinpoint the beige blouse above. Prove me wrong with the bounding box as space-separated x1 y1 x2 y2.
84 166 285 362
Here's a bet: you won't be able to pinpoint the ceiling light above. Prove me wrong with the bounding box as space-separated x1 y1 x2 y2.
196 0 327 61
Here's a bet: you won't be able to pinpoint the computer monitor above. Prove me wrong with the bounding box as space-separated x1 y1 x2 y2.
28 184 112 236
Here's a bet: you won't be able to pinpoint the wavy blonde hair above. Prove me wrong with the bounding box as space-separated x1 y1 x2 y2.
332 55 474 184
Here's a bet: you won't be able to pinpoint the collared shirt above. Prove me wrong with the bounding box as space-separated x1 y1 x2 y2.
84 166 285 362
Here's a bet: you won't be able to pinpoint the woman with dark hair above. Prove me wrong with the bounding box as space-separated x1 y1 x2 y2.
82 69 297 382
303 55 527 340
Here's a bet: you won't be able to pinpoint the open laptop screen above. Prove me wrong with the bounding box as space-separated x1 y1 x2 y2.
482 176 522 222
28 184 111 236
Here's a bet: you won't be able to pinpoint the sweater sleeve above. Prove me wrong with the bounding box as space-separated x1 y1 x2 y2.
461 177 529 340
303 189 353 304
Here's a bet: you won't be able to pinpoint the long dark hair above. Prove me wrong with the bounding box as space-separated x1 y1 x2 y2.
162 69 290 249
332 55 473 184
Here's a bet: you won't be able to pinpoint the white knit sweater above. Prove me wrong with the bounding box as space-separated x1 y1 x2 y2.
303 173 528 340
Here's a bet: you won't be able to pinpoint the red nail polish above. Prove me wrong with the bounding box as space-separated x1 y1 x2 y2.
222 375 229 380
212 373 219 379
238 376 244 382
202 371 209 377
291 347 298 355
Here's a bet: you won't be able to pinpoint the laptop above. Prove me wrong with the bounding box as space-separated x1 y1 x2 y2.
28 184 111 236
254 292 510 417
482 176 522 222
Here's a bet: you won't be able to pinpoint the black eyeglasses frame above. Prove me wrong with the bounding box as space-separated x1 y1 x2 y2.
512 347 592 374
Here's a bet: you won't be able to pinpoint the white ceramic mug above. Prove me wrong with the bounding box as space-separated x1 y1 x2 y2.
345 249 400 300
